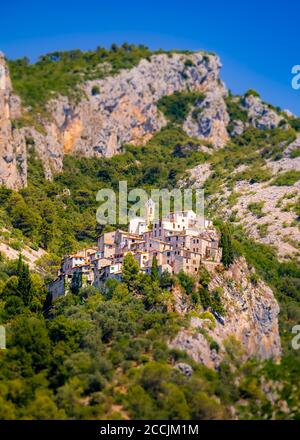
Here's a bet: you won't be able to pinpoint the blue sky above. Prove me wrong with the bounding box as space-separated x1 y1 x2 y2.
1 0 300 114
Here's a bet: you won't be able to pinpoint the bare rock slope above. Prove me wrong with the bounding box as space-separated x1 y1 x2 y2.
170 258 281 369
0 52 26 188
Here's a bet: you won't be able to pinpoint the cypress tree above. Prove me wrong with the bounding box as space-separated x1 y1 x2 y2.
151 255 159 282
220 225 234 268
17 256 32 306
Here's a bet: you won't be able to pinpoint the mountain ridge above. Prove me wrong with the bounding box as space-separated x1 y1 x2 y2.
2 45 299 190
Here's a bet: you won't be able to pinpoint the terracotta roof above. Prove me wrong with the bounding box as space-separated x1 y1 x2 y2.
68 254 86 259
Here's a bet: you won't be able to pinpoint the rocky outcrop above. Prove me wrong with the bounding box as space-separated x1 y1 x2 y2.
169 258 281 369
1 51 232 187
205 132 300 261
1 48 294 189
227 93 284 137
183 76 229 147
242 94 283 130
283 133 300 157
43 52 230 164
179 162 212 188
0 52 26 188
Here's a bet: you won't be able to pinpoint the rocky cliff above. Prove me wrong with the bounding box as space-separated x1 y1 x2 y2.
1 51 230 187
0 52 26 188
169 258 281 369
1 49 295 190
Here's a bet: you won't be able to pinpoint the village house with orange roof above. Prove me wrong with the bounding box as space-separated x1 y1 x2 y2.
48 199 222 300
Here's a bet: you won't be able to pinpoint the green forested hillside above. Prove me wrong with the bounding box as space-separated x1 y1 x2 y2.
0 249 300 420
0 121 300 419
0 126 208 259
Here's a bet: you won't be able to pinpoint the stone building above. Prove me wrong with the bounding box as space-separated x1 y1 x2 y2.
48 201 222 300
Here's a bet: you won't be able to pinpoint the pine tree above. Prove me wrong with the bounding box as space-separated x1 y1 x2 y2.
122 253 140 292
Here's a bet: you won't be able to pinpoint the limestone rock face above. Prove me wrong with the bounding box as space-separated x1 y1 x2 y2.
183 72 230 147
169 258 281 369
0 50 289 189
241 94 282 130
231 119 245 136
0 52 26 188
46 52 229 161
0 51 231 186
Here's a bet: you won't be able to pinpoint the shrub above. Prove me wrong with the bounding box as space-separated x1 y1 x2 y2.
157 91 205 124
257 223 268 237
184 59 194 68
91 85 100 96
226 97 248 123
210 340 220 352
247 201 265 218
250 272 259 285
199 286 211 309
288 117 300 131
272 171 300 186
210 287 225 315
198 266 211 288
244 89 260 98
191 107 203 121
177 271 195 295
290 148 300 158
235 166 272 184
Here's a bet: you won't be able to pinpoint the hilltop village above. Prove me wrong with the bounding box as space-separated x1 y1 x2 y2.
49 200 222 300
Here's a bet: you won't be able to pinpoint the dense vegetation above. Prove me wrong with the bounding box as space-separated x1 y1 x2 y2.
0 126 208 261
1 248 300 419
157 91 205 124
